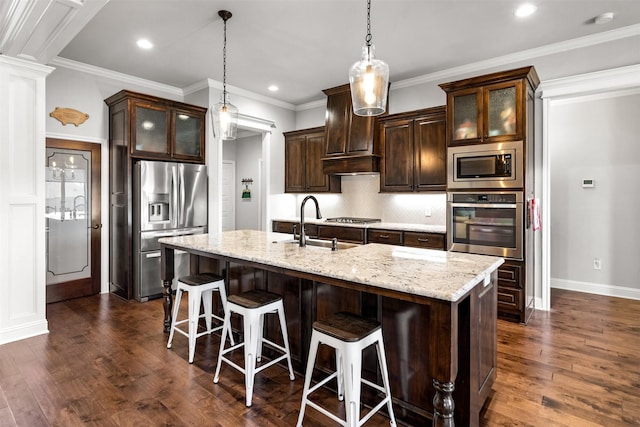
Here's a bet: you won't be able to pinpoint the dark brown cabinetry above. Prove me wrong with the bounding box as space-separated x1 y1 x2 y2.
367 229 403 245
106 90 206 163
317 225 366 244
104 90 206 299
439 67 539 146
403 231 445 250
272 220 318 238
321 84 384 174
284 127 340 193
368 228 446 250
378 106 446 192
496 259 531 322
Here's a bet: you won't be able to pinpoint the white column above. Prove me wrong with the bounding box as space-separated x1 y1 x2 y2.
0 55 54 344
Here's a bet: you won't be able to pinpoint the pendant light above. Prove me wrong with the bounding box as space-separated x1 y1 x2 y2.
212 10 238 140
348 0 389 117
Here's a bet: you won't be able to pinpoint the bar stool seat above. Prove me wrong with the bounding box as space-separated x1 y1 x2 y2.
167 273 232 363
297 312 397 427
213 289 295 407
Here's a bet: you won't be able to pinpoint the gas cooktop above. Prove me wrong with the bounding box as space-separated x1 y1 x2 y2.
325 217 382 224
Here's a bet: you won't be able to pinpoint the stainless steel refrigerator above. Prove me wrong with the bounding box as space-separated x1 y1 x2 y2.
133 161 207 301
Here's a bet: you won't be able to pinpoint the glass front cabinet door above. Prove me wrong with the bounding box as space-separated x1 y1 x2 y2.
132 103 170 157
484 80 522 142
450 88 482 144
440 67 538 146
172 109 205 161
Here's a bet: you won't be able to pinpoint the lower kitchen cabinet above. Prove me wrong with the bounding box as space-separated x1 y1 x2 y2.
403 231 445 250
497 259 532 323
368 228 446 250
367 229 403 245
317 225 365 244
272 220 317 238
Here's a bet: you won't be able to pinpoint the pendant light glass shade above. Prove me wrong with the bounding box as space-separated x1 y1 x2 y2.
212 10 238 140
349 44 389 116
212 94 238 140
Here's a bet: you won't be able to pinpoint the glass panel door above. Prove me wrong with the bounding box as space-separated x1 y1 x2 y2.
45 139 101 303
46 148 92 285
174 111 202 157
134 105 168 153
487 86 516 137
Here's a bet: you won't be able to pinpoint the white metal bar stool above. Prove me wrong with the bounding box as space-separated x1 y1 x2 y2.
297 312 397 427
167 273 232 363
213 289 295 407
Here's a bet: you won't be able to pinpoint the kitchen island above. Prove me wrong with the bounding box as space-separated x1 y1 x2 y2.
159 230 503 426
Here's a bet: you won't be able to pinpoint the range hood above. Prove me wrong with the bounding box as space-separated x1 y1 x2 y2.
321 84 387 175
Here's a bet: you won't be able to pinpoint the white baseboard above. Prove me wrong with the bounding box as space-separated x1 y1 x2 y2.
550 278 640 300
0 320 49 345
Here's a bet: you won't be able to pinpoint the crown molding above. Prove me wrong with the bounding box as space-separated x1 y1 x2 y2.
539 64 640 99
188 79 296 111
50 56 183 97
295 99 326 112
392 23 640 91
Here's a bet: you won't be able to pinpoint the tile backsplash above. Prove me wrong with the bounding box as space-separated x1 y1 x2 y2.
287 175 446 225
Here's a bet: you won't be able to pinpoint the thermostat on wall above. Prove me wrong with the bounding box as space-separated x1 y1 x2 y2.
582 178 595 188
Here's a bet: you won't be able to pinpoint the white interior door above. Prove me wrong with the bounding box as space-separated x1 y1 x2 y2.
221 160 235 231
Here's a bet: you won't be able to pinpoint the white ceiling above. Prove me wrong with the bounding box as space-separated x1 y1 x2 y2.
4 0 640 106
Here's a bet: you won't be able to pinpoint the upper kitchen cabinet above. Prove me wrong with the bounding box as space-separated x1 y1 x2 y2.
321 83 387 174
378 106 446 192
439 67 539 146
284 127 341 193
105 90 207 164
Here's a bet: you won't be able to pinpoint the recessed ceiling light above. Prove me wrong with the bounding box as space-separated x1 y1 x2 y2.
594 12 614 25
514 4 537 18
136 39 153 49
268 85 279 92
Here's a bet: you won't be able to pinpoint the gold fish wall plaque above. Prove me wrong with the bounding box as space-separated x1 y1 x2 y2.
50 107 89 127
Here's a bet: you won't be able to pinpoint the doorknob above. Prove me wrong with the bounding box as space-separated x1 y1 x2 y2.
90 224 102 229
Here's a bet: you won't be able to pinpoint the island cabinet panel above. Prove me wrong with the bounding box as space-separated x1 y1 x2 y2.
380 297 435 424
264 272 314 372
317 225 365 244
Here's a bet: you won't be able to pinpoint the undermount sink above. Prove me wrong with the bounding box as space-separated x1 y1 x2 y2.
279 238 358 250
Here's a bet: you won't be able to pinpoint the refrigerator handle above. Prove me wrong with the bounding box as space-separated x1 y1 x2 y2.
178 163 184 228
171 164 179 229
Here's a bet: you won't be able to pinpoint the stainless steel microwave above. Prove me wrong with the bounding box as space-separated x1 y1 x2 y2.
447 141 523 190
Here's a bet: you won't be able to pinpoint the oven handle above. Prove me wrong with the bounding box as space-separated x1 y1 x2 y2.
450 203 520 209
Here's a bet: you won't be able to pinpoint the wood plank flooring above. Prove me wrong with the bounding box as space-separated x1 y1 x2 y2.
0 289 638 426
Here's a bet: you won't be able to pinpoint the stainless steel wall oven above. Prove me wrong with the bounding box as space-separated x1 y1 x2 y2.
447 191 523 260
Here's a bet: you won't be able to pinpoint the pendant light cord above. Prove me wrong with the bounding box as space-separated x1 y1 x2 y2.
222 16 228 105
365 0 372 47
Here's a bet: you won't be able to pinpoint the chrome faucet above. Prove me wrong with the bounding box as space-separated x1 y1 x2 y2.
299 195 322 247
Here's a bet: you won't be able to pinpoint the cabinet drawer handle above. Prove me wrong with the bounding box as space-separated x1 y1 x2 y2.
379 234 389 239
417 238 429 242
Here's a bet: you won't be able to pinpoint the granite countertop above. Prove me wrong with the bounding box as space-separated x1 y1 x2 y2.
160 230 503 303
272 218 446 234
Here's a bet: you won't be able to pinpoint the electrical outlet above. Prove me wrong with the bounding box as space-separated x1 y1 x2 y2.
424 207 432 217
593 258 601 270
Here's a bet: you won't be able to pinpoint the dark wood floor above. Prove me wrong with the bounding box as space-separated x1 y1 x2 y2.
0 289 638 426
